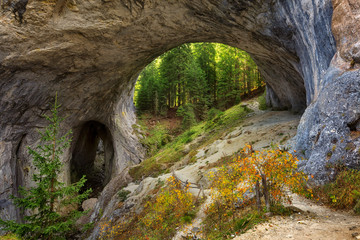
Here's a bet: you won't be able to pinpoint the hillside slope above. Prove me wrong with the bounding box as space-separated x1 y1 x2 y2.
87 99 360 239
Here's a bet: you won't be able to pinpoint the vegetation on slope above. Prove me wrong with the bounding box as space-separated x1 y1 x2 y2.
129 103 252 180
314 168 360 213
101 144 312 239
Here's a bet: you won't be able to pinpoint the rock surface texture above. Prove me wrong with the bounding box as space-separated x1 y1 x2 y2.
0 0 358 225
296 0 360 182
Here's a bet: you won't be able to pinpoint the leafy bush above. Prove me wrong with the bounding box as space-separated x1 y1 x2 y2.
318 169 360 211
138 122 170 157
117 189 131 202
258 91 267 110
269 203 293 216
203 145 311 238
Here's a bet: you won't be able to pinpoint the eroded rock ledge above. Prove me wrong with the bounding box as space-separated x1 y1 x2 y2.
0 0 358 224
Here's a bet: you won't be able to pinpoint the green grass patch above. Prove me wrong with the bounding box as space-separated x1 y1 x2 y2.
130 103 251 180
135 119 171 157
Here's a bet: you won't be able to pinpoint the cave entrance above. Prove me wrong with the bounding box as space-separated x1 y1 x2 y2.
70 121 114 197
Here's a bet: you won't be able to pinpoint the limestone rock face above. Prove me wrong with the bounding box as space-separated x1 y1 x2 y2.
0 0 356 224
332 0 360 63
296 0 360 182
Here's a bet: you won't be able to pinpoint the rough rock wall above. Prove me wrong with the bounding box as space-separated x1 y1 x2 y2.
0 0 350 222
296 0 360 182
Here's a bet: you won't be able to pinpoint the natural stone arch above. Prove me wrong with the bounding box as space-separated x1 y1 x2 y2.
1 0 359 223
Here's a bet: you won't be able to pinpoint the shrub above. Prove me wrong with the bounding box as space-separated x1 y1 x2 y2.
320 169 360 210
139 123 169 157
258 91 267 110
117 189 131 202
203 145 311 238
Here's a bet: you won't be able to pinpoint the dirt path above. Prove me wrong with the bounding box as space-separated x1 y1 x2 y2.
234 194 360 240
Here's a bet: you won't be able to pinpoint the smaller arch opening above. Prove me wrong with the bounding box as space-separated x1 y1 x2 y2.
70 121 114 197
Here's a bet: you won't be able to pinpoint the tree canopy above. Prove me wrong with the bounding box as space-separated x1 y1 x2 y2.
134 43 265 118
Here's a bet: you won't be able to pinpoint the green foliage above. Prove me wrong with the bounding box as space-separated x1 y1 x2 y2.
207 107 223 120
258 91 267 110
203 206 265 239
117 189 131 202
177 104 197 129
135 61 161 114
353 190 360 214
130 103 250 181
134 43 265 114
182 129 196 143
234 212 264 233
0 233 20 240
137 120 170 157
269 203 293 216
180 211 196 224
0 95 91 240
317 169 360 211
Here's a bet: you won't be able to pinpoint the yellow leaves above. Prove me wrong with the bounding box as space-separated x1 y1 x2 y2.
139 176 194 232
99 176 195 239
208 144 311 216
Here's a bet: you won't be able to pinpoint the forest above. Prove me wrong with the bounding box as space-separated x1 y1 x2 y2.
134 43 265 119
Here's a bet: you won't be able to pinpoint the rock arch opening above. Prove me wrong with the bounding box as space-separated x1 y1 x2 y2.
70 121 114 197
134 42 268 117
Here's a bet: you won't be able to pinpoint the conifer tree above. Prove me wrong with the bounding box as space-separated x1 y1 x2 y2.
0 95 91 240
134 43 265 113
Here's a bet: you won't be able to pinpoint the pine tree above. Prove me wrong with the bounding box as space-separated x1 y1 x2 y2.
0 95 91 240
193 42 217 106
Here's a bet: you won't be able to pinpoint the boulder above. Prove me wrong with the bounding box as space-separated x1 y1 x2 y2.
82 198 97 212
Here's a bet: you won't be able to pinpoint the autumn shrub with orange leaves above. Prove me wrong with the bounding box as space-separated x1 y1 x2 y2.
204 144 312 238
235 144 312 210
99 176 195 240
